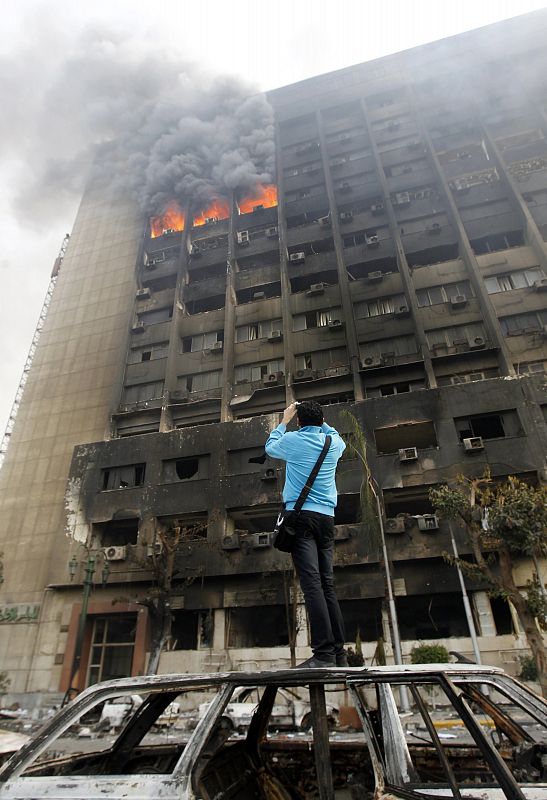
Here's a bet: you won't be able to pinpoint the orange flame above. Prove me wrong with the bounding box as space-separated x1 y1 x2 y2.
238 184 278 214
193 197 230 227
150 201 185 238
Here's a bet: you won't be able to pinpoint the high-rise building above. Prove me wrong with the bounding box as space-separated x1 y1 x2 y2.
1 11 546 699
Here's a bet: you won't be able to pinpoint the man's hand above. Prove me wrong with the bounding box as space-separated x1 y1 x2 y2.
282 402 298 426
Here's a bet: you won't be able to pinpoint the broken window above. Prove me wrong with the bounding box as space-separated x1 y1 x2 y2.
383 486 435 517
374 421 437 454
185 295 225 314
234 359 284 384
137 307 173 325
187 370 223 392
334 494 361 524
170 610 212 650
484 267 544 293
426 322 486 349
162 456 209 482
101 464 145 491
122 381 164 404
500 310 547 335
292 308 342 330
340 599 383 642
454 410 522 441
235 282 281 304
489 596 514 636
416 280 473 306
94 519 139 547
182 331 223 353
354 294 406 318
366 380 426 398
290 269 338 293
405 243 459 267
235 319 283 342
226 606 289 648
359 335 418 361
436 368 499 386
470 230 524 254
128 342 169 364
295 347 348 371
87 614 137 686
397 592 469 639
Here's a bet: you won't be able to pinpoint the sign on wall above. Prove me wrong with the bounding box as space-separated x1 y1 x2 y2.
0 605 40 623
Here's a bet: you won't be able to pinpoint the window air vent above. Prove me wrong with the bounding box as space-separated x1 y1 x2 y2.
289 252 306 264
399 447 418 462
463 436 484 451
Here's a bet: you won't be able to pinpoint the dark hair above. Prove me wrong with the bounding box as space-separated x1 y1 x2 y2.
296 400 324 427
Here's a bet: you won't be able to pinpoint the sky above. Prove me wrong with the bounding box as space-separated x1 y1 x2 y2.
1 0 546 440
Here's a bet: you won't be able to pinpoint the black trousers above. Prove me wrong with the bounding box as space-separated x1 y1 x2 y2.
290 511 346 659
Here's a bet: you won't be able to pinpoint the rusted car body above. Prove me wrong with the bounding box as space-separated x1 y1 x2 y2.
0 664 545 799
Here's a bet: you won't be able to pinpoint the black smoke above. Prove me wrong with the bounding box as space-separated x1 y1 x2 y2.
3 26 275 225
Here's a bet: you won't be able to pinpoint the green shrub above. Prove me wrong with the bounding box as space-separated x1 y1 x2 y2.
410 644 450 664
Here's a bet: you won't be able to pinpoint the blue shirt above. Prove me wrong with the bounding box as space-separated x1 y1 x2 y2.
265 422 346 516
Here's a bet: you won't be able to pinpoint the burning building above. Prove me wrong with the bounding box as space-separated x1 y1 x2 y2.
0 11 547 699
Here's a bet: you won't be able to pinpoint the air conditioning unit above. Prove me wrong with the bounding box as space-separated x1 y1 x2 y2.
237 230 250 245
450 295 467 308
339 211 353 223
294 368 314 381
261 468 277 481
205 216 219 224
328 319 343 330
265 226 278 238
339 183 352 193
289 252 306 264
263 372 281 386
394 191 411 206
325 366 350 377
463 436 484 451
399 447 418 462
331 157 346 167
306 283 325 296
394 305 410 318
267 330 283 342
365 235 379 247
146 542 163 557
252 532 272 549
417 515 439 531
361 355 382 369
427 222 442 235
469 336 486 350
211 341 223 352
103 546 127 561
371 203 384 215
170 389 188 403
136 288 151 300
319 215 331 227
533 277 547 291
131 322 145 334
252 291 266 300
367 271 383 283
221 533 240 551
385 517 406 534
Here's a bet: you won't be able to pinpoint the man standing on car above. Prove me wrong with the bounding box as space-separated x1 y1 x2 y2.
265 400 347 668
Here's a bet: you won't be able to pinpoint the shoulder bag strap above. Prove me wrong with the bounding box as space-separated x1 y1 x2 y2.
293 435 331 514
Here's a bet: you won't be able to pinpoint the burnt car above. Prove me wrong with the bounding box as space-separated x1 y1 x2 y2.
0 664 546 799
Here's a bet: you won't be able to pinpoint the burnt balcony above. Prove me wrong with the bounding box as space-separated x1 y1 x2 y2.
235 264 280 291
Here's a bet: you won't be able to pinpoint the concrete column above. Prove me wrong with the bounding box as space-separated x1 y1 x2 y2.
220 195 237 422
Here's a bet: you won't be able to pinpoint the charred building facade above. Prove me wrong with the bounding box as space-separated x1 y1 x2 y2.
1 12 547 697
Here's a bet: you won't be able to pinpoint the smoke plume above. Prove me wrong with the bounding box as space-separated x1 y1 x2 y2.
2 26 275 225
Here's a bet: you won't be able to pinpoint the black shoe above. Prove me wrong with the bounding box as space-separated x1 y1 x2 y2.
293 656 336 669
335 651 349 667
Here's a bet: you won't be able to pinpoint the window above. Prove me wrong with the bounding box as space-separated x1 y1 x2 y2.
366 380 426 398
122 381 164 403
354 295 406 318
87 615 137 686
101 464 145 491
182 331 223 352
374 421 437 454
234 359 284 383
500 310 547 335
293 308 342 330
137 307 173 325
359 335 418 359
484 268 544 293
235 319 282 342
426 323 486 348
226 606 289 648
128 342 169 363
454 410 522 441
187 370 223 392
162 456 209 482
416 281 473 306
470 230 524 254
295 347 348 371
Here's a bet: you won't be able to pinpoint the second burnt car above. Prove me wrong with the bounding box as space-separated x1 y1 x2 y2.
0 664 546 799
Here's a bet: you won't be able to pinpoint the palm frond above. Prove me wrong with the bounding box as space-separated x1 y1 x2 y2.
340 410 381 549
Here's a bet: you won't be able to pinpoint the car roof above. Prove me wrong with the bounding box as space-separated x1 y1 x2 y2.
72 663 508 704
